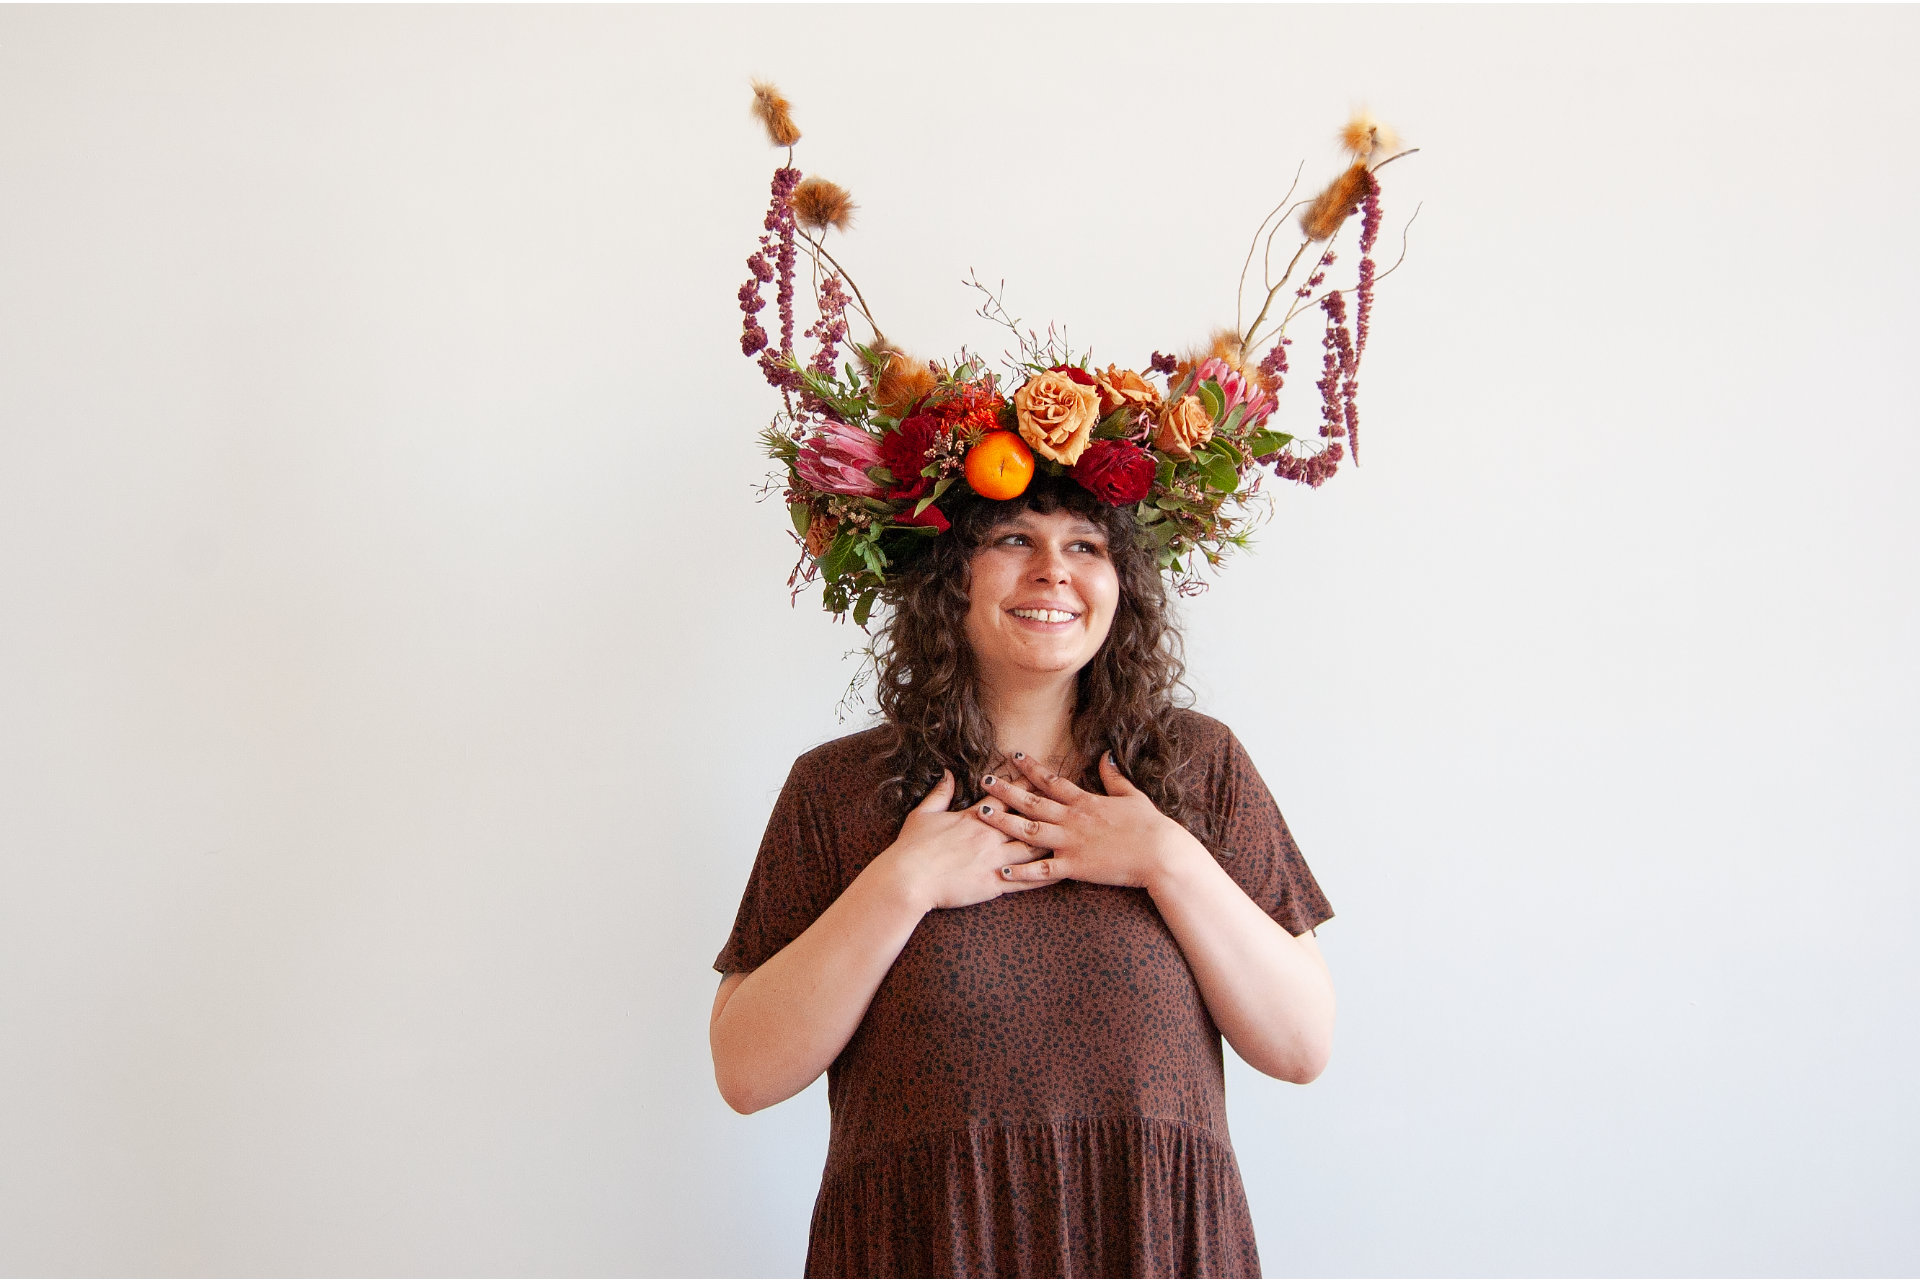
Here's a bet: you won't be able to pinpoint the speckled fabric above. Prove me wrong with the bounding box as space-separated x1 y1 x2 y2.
715 709 1334 1278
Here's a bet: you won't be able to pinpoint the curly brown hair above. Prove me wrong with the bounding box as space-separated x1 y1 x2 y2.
873 472 1206 841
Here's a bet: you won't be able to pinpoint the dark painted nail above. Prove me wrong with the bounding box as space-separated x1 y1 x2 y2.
980 804 992 815
983 775 995 786
1000 866 1012 878
1013 752 1025 760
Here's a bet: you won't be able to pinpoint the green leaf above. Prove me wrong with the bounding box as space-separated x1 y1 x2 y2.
788 503 810 537
912 474 955 517
1212 434 1247 465
1219 404 1246 437
821 531 857 582
1245 429 1293 457
853 588 877 628
1202 453 1240 492
1199 380 1225 421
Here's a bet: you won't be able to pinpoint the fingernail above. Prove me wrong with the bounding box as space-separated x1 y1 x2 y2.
980 804 992 815
1013 752 1025 760
983 775 995 786
1000 866 1012 878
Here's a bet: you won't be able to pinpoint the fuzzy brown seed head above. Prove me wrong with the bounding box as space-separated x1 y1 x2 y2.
1339 113 1399 161
750 79 801 148
873 352 938 420
1207 329 1250 374
1301 162 1371 241
792 176 857 233
1172 329 1253 385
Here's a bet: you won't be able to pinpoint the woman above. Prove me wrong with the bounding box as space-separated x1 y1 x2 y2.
710 474 1338 1278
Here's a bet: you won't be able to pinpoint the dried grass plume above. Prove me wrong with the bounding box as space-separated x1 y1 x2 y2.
1339 112 1400 161
1301 162 1370 241
750 79 801 148
792 176 857 233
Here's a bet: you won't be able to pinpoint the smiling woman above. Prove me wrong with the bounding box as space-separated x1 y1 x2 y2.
709 473 1338 1277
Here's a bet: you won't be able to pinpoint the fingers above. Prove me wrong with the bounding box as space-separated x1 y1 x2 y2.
1009 751 1087 801
1097 751 1142 797
979 772 1069 822
914 769 955 812
998 855 1073 884
971 797 1066 850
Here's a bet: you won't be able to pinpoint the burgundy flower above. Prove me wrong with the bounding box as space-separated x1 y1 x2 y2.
878 412 948 500
1070 439 1157 506
1047 363 1097 388
895 503 951 533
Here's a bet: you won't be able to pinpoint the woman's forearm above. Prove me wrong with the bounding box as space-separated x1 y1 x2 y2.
710 853 927 1114
1147 838 1336 1083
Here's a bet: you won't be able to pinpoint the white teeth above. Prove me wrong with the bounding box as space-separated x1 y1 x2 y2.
1011 608 1076 623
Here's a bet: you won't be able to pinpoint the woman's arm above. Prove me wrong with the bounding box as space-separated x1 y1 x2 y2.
710 770 1051 1114
976 752 1336 1084
1142 841 1335 1083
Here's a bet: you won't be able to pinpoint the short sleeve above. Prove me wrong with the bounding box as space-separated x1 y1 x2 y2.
1210 729 1335 937
713 760 845 974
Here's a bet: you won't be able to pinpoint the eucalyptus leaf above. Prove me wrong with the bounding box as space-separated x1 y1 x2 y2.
789 503 810 537
853 588 877 628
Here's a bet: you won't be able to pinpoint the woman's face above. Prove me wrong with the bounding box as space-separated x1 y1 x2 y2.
963 506 1122 688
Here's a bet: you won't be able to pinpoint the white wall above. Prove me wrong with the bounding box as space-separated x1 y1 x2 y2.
2 4 1915 1275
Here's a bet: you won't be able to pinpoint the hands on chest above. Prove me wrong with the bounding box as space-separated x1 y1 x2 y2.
975 751 1210 894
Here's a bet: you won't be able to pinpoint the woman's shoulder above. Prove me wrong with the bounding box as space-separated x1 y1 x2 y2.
1170 706 1242 760
783 722 894 789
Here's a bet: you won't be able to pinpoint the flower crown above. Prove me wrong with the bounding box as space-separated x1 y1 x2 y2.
739 81 1415 625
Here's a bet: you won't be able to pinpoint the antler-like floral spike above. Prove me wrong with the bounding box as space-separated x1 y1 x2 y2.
1339 112 1400 162
750 79 802 148
792 177 857 233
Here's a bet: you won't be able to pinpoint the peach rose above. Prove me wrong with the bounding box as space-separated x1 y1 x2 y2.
1093 365 1162 418
1012 370 1100 466
1153 395 1214 460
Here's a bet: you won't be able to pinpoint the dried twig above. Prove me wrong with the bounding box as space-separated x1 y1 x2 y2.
1236 160 1305 339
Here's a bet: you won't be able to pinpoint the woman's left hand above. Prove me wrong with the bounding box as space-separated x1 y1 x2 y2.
972 751 1206 891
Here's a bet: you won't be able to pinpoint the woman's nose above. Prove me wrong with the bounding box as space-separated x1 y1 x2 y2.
1031 545 1071 583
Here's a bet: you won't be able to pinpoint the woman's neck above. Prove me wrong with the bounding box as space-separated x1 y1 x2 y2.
979 674 1080 773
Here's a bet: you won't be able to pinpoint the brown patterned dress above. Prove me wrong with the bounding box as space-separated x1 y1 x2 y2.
714 709 1334 1278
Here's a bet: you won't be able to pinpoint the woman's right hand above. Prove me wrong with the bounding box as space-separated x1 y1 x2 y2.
879 769 1058 912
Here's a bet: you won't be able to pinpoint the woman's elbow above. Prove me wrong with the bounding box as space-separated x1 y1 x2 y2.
710 1030 776 1114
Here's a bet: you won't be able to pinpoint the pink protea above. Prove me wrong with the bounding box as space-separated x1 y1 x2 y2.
796 421 888 497
1194 357 1276 428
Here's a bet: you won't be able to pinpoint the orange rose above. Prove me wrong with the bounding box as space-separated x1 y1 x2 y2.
1012 370 1100 466
1093 365 1162 418
1153 395 1214 460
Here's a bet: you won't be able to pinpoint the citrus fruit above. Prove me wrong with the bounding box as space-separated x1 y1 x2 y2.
964 431 1035 500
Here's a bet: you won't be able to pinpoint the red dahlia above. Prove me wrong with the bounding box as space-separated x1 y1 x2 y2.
1070 439 1157 506
878 413 947 500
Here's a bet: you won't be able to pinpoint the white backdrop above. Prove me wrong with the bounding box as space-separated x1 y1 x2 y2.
2 4 1916 1276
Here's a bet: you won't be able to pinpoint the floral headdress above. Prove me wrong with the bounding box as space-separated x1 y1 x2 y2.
739 81 1417 625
